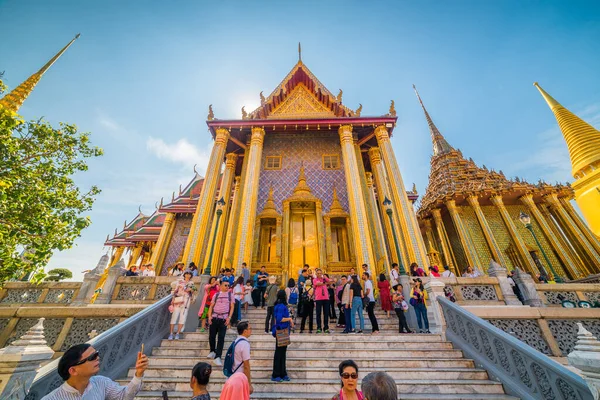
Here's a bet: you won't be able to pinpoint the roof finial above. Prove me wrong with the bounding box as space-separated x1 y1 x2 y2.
207 104 214 121
412 85 454 156
138 205 142 214
193 164 198 174
389 100 397 117
0 33 80 113
298 42 302 62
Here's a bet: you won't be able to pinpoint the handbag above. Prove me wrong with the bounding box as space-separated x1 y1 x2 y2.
401 300 409 311
275 328 290 347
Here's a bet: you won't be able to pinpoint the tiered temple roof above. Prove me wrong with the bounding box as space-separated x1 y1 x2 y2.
158 172 206 214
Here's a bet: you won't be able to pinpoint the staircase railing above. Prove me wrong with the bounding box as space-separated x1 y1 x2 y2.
25 294 173 400
438 296 593 400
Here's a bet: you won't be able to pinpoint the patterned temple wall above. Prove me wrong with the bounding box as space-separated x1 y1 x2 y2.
257 132 349 214
460 206 494 272
161 214 193 275
443 210 468 270
481 205 516 269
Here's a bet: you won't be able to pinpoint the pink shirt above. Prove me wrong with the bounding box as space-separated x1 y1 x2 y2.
313 277 330 301
212 291 234 318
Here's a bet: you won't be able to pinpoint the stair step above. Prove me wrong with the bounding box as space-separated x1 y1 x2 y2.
186 332 443 341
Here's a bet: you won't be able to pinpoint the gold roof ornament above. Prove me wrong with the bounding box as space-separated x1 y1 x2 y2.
336 89 343 103
298 42 302 62
330 186 345 213
241 106 248 120
0 33 80 113
293 164 312 196
355 104 362 117
389 100 397 117
534 82 600 177
260 91 266 105
413 85 454 156
412 183 418 194
207 104 214 121
264 187 276 211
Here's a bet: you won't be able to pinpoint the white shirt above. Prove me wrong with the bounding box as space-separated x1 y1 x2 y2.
233 335 251 374
441 270 455 278
364 280 375 302
391 269 399 283
233 283 244 301
41 375 142 400
142 269 155 277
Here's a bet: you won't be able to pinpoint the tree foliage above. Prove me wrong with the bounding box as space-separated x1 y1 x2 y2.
0 77 103 283
44 268 73 282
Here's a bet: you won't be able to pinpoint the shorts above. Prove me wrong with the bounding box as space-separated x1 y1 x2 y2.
200 305 210 319
171 305 189 325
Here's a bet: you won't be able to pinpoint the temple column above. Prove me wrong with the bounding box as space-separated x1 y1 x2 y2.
281 202 290 270
324 216 333 263
374 125 429 267
423 218 442 267
233 127 266 271
149 213 176 270
366 172 391 277
316 202 327 269
431 208 457 274
203 153 237 273
559 197 600 257
467 195 511 268
221 176 242 269
183 128 230 264
127 244 142 268
446 200 482 270
368 146 409 268
545 193 600 270
109 247 125 268
338 125 376 271
490 195 539 275
520 194 584 279
275 216 282 263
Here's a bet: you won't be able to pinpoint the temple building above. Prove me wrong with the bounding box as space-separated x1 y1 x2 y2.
414 86 600 280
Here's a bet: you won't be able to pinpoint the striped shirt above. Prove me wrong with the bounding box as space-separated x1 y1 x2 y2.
41 375 142 400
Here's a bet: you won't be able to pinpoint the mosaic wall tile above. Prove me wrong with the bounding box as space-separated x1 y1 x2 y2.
460 206 493 272
481 206 515 269
442 211 467 269
162 215 193 275
257 132 348 214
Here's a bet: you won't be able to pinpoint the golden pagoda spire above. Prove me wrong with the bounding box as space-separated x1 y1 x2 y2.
298 42 302 63
330 186 345 213
0 34 80 113
534 82 600 177
293 164 312 195
413 85 454 156
263 186 277 211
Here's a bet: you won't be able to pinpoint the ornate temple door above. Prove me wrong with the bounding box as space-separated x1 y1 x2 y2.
331 218 350 262
290 202 319 270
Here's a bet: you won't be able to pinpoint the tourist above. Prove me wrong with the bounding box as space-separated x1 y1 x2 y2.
390 263 400 286
252 270 261 307
41 343 148 400
410 278 430 333
241 262 250 283
188 262 199 277
170 262 184 277
335 276 347 328
362 272 379 334
144 263 156 277
243 279 254 312
362 371 398 400
271 289 293 382
232 276 245 326
326 274 337 321
138 264 147 276
218 268 226 280
190 362 212 400
350 275 364 334
508 270 525 303
298 268 309 297
409 263 427 277
348 267 357 280
169 271 196 340
377 273 393 318
232 321 253 394
125 265 138 277
392 284 411 333
313 268 331 334
223 268 235 286
264 275 279 333
441 265 455 278
331 359 363 400
339 276 352 334
198 276 219 333
207 280 235 366
220 371 250 400
537 273 549 283
299 279 315 334
285 278 299 330
463 266 482 278
256 266 269 308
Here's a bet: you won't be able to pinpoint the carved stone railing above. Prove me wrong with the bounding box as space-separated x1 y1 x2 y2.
536 283 600 306
110 276 202 304
439 297 594 400
24 294 172 399
0 282 82 306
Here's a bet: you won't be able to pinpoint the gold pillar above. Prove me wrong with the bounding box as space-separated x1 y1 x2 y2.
109 247 125 267
368 147 409 267
128 244 143 268
467 195 511 268
431 208 457 273
183 128 230 264
203 153 237 274
233 127 266 271
221 176 242 269
559 197 600 256
316 202 327 269
490 195 539 275
281 202 291 269
545 193 600 268
366 172 391 277
446 200 482 269
520 194 584 279
338 125 376 270
149 213 176 269
374 126 428 267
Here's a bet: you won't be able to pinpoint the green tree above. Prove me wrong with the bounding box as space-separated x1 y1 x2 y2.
0 76 103 283
44 268 73 282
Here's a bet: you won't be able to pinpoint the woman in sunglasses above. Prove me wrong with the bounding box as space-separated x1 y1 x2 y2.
332 359 364 400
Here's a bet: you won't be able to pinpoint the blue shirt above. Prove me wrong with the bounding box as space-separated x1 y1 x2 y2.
226 275 235 286
273 303 290 331
257 272 269 287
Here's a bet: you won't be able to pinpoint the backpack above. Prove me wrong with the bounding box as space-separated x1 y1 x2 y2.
288 288 298 305
337 284 347 302
223 337 248 377
213 291 232 305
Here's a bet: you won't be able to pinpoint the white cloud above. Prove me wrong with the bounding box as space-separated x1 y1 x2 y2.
146 137 211 172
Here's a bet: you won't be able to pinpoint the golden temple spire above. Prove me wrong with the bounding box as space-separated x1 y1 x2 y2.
293 164 312 195
534 82 600 177
330 186 345 213
298 42 302 62
263 186 277 211
0 34 80 113
413 85 454 157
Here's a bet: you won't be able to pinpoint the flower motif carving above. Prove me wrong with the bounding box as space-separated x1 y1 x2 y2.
556 378 579 400
531 363 555 400
106 334 124 370
1 289 42 303
479 330 495 362
155 285 172 300
61 318 119 351
487 319 552 355
494 338 510 372
511 349 533 388
547 319 600 356
116 284 151 301
583 292 600 305
543 291 578 305
7 318 65 348
460 285 498 301
466 321 480 350
44 289 75 304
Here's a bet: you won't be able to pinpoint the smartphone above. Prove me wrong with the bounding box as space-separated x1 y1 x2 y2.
140 343 144 354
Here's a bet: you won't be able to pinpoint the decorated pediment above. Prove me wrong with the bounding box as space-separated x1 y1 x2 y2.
269 84 336 119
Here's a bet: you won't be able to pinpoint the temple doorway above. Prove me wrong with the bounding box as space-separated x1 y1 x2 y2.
290 202 320 269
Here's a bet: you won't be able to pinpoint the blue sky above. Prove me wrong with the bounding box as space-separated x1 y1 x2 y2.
1 0 599 281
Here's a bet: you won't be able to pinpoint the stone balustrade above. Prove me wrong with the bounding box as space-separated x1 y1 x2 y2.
111 276 202 304
0 282 82 307
429 277 507 304
536 283 600 306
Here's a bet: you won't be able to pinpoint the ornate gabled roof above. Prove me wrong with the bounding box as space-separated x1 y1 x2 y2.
534 82 600 178
104 210 148 247
159 172 207 214
0 34 80 113
247 60 356 120
127 210 166 242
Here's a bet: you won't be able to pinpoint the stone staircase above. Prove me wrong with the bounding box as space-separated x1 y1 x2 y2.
123 307 517 399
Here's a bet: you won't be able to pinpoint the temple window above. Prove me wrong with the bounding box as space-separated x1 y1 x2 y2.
265 156 282 170
322 155 340 170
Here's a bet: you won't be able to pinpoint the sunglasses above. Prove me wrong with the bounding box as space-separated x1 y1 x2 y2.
341 372 358 379
73 351 100 367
